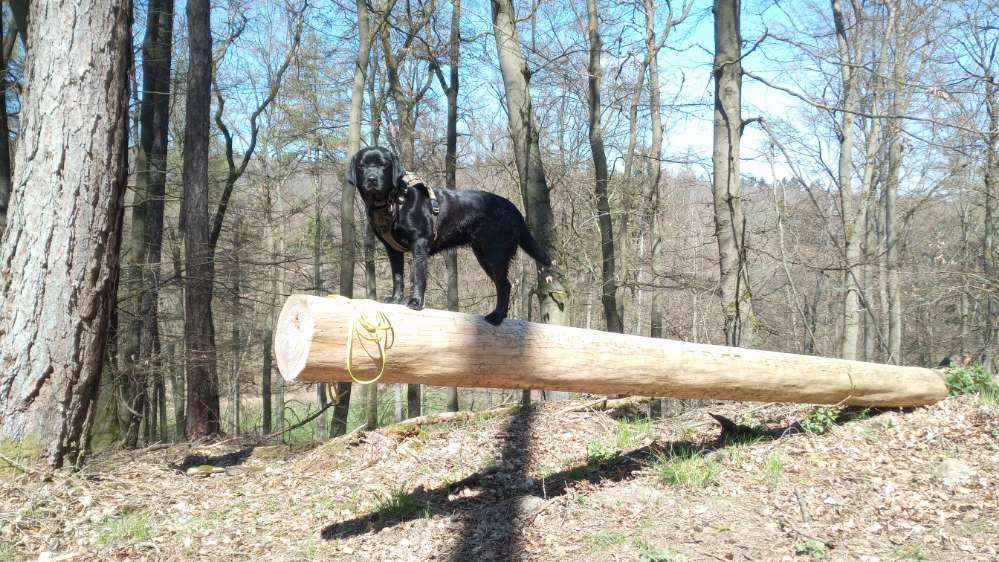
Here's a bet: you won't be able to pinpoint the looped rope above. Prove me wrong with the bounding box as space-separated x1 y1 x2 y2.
327 295 395 385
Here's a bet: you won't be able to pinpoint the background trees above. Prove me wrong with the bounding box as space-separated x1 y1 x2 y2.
0 0 996 453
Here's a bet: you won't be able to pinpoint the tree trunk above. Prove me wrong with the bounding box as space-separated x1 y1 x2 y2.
0 13 12 234
181 0 220 438
442 0 462 413
230 220 243 435
491 0 566 327
586 0 622 334
982 67 997 370
831 0 863 360
712 0 755 347
121 0 173 448
0 0 131 467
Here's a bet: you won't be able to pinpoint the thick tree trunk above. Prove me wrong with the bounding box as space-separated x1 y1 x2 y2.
712 0 755 347
586 0 622 334
0 0 132 467
491 0 566 327
181 0 220 438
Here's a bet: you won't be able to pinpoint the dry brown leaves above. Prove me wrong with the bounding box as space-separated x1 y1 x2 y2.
0 396 995 561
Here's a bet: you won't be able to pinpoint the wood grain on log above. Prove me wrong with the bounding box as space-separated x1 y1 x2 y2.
275 295 948 408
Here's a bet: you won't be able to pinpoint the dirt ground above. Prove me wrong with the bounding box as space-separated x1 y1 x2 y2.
1 394 996 561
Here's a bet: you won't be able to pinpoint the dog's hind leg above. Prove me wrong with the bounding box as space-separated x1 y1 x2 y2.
473 243 515 326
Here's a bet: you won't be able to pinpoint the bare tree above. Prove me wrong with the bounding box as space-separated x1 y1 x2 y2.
120 0 175 447
0 0 132 467
491 0 566 327
712 0 755 347
585 0 622 334
181 0 221 438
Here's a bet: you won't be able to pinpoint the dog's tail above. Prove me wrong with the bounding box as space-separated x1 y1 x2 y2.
518 222 553 269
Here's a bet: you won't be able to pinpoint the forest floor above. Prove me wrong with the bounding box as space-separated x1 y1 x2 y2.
1 394 996 561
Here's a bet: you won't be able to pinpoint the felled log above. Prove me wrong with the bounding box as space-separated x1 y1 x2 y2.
274 295 948 407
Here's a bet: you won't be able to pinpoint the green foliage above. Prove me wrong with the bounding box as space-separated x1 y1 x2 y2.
634 540 683 562
586 531 628 552
653 447 719 488
794 539 827 559
615 416 652 449
945 365 999 403
0 541 18 562
97 511 151 544
586 440 618 464
374 487 430 521
757 452 784 484
800 407 842 434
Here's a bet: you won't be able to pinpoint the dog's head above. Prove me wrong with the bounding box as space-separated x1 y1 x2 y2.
345 146 405 202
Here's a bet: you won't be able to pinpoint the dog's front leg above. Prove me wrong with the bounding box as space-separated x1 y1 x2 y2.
385 248 405 304
407 240 428 310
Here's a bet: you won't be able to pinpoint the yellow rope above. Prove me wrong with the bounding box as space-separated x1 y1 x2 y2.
327 295 395 385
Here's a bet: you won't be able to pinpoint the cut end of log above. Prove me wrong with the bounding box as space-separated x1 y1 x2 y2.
274 294 315 383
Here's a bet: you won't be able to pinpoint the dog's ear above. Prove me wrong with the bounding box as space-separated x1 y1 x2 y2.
389 151 406 186
345 152 359 186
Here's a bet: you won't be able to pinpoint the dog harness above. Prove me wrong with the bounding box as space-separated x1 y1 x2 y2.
369 172 440 253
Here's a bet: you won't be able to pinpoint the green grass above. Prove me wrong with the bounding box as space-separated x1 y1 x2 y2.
757 452 784 484
653 447 719 488
374 487 431 521
634 539 683 562
96 511 151 545
945 365 999 404
0 541 18 562
586 531 628 552
615 416 652 449
794 539 827 559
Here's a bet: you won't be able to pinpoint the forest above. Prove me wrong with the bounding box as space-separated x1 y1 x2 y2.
0 0 996 469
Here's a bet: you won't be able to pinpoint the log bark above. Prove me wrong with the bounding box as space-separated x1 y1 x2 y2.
275 295 948 408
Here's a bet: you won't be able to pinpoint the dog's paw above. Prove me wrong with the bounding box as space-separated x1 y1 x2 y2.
483 312 505 326
406 297 424 310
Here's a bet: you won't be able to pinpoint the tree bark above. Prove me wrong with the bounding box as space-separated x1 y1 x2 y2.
586 0 622 334
831 0 864 360
491 0 566 327
0 13 12 234
712 0 755 347
437 0 462 413
0 0 132 467
181 0 220 438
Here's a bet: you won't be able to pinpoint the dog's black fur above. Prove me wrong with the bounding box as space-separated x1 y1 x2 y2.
345 146 552 325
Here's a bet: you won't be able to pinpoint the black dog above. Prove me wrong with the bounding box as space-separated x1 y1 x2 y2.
345 146 553 325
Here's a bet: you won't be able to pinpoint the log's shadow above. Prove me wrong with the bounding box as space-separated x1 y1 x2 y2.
174 447 255 471
318 411 802 553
